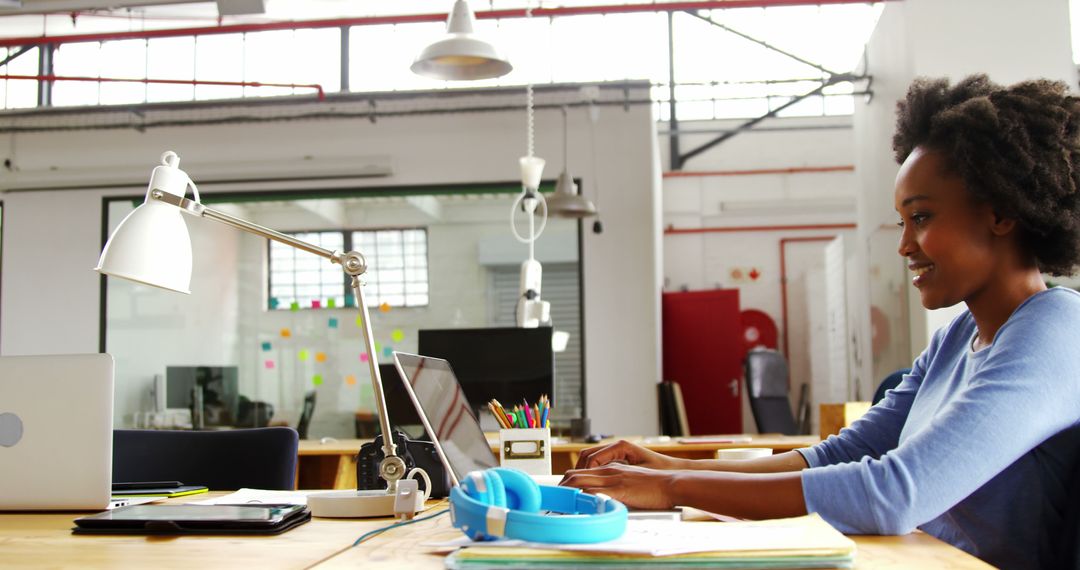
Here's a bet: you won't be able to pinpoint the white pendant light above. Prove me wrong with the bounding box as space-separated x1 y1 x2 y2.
94 151 195 294
547 106 597 218
411 0 512 81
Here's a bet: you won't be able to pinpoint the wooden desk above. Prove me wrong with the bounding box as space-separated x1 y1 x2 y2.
0 493 992 569
298 435 821 490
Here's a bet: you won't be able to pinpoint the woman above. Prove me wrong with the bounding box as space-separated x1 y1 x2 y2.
561 75 1080 569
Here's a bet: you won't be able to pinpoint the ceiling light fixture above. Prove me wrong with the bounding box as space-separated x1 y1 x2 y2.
547 106 597 219
411 0 512 81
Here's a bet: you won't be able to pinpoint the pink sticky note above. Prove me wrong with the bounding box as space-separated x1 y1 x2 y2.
264 360 275 370
359 353 369 363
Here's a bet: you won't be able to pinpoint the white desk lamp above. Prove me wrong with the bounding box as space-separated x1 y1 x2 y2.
96 151 424 518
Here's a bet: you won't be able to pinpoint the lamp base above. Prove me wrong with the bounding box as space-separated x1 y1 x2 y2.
307 489 425 518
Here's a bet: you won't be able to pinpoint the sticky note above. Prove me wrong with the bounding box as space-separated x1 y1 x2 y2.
315 352 327 363
312 374 323 386
359 353 369 363
311 300 322 309
382 346 393 358
290 301 300 312
328 318 338 329
355 315 364 328
280 328 292 338
264 360 275 370
344 293 355 307
269 298 280 309
261 341 272 351
391 329 405 342
298 349 310 361
379 302 391 313
375 341 383 354
345 375 357 386
327 298 337 308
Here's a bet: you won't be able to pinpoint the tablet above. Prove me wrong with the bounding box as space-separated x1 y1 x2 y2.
73 504 310 534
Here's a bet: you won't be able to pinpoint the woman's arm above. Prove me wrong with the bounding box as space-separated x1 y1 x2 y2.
571 439 809 473
560 463 808 519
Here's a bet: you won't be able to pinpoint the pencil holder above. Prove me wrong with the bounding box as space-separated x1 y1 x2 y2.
499 428 552 476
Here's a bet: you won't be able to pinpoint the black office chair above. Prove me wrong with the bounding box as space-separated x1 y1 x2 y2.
297 391 316 440
872 368 911 405
1056 450 1080 569
236 396 275 428
113 427 299 490
657 381 690 437
744 348 800 435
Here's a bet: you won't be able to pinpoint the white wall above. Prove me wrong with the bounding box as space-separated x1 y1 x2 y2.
855 0 1077 365
0 84 663 436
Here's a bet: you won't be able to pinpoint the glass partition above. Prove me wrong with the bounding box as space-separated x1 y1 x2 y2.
103 187 582 439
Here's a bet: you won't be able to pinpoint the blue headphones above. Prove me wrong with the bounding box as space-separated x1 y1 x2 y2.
449 467 627 544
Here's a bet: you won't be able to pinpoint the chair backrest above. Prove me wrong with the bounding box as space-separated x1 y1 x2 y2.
113 427 299 490
872 368 911 405
297 391 317 439
744 348 799 435
657 381 690 437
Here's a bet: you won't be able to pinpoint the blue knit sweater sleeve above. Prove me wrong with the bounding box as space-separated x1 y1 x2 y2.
797 289 1080 535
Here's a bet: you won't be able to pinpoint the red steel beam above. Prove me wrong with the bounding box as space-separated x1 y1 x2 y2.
0 0 895 48
665 223 855 234
0 74 326 100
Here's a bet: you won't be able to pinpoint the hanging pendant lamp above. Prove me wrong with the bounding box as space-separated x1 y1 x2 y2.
411 0 512 81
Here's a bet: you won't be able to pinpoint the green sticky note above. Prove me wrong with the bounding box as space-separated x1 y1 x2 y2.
327 298 337 308
312 374 323 386
355 315 364 328
374 341 382 354
391 329 405 343
290 301 300 312
298 349 310 361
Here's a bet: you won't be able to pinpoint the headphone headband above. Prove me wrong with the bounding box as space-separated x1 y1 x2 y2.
450 468 627 544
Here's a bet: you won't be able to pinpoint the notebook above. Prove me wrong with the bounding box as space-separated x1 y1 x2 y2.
0 353 115 510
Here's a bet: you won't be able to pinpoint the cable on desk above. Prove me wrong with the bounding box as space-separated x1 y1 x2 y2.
351 507 450 547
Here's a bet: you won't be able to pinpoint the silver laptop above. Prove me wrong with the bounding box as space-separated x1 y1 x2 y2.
392 352 500 486
0 354 115 510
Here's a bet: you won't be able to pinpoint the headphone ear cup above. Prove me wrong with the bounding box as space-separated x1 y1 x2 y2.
491 467 541 513
462 471 493 505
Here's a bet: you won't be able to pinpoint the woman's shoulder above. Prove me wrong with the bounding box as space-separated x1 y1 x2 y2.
995 287 1080 349
1012 287 1080 321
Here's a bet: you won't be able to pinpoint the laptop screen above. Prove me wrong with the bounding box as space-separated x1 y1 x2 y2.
392 352 498 486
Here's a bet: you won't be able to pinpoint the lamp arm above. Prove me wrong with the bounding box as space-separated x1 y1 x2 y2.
147 188 407 491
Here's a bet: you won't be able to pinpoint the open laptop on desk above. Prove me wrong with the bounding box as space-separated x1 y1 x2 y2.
392 352 679 520
0 354 115 510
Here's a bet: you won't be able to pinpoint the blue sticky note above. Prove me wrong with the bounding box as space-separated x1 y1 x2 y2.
382 346 393 358
328 318 339 329
269 297 280 309
261 341 272 351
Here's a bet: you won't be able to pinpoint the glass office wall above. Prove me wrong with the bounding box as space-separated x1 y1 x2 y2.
103 187 581 439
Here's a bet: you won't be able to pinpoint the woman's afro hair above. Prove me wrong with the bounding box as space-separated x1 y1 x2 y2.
893 74 1080 276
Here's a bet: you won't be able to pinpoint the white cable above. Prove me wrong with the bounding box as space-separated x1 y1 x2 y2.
406 467 432 502
509 192 548 245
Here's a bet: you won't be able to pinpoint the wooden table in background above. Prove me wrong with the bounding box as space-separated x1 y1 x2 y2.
298 434 820 490
0 492 993 569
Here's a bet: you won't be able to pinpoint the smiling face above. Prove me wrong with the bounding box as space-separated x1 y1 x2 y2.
894 147 1005 310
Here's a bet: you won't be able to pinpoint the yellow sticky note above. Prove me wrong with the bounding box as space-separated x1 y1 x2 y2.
345 375 357 386
379 302 391 313
280 328 292 338
355 315 364 328
391 329 405 343
298 349 310 361
315 352 327 363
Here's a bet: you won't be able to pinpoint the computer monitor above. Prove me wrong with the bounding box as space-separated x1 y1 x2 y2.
165 366 239 427
417 327 554 413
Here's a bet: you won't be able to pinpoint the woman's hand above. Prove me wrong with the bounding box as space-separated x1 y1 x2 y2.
573 439 687 470
560 463 680 510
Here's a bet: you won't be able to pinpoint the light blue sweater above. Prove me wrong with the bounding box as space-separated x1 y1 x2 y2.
798 287 1080 569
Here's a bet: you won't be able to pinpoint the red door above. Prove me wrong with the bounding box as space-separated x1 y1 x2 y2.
662 289 743 435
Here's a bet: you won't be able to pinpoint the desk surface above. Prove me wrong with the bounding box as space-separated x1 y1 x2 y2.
0 493 992 569
298 434 820 456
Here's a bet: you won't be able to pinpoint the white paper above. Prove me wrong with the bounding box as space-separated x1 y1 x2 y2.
187 488 316 506
426 516 854 557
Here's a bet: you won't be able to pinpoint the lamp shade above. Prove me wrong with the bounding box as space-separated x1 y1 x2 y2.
95 152 194 294
411 0 511 80
547 170 597 218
